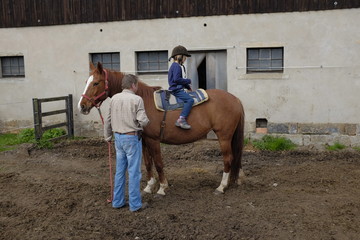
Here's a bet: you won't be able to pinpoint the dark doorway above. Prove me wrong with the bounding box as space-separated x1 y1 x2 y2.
197 57 207 89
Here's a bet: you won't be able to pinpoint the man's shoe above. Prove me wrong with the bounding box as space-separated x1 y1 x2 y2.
113 203 128 209
134 202 149 212
175 119 191 130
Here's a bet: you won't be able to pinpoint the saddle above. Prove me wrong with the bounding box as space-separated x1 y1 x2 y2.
154 89 209 111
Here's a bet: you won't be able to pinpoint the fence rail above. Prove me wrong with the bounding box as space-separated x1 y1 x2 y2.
32 94 74 140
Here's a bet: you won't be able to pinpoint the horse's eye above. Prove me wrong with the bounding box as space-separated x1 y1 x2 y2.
93 82 99 86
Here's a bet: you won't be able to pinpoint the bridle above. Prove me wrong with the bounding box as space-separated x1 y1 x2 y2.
81 69 109 108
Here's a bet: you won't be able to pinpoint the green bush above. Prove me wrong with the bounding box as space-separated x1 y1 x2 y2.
38 128 66 149
42 128 66 140
252 135 296 151
17 128 35 143
326 142 346 151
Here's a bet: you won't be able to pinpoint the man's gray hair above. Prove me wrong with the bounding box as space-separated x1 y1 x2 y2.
122 74 139 89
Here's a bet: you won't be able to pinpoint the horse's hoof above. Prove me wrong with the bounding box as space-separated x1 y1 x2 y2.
238 169 246 185
213 189 224 195
142 190 151 196
237 179 245 185
154 193 165 199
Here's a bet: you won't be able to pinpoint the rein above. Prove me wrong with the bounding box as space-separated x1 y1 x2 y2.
97 107 114 203
88 75 113 203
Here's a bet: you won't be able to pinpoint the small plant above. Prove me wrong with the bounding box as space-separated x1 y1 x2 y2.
37 128 66 149
41 128 66 140
17 128 35 143
244 138 250 146
252 135 296 151
353 147 360 152
326 142 346 151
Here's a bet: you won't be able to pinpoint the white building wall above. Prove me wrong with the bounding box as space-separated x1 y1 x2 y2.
0 9 359 139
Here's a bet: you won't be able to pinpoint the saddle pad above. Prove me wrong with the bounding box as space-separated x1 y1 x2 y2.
154 89 209 111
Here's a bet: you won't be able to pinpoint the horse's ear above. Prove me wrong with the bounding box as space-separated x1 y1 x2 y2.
90 62 96 71
97 62 103 73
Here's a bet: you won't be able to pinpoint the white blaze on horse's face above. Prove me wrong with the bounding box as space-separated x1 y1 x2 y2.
78 75 94 115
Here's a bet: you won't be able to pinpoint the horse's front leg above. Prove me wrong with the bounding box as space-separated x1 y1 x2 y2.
142 138 157 194
150 139 168 195
142 138 168 195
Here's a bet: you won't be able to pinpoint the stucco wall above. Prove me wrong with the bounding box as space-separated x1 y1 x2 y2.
1 9 359 143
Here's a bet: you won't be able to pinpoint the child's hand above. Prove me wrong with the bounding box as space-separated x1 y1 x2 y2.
187 84 193 92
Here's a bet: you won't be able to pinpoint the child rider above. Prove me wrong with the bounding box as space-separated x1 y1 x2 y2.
168 45 194 130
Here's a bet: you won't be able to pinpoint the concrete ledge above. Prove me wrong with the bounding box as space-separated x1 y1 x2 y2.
267 122 359 136
249 133 360 147
2 120 359 147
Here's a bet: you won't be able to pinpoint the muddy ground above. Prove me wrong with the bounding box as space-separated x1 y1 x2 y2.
1 139 359 240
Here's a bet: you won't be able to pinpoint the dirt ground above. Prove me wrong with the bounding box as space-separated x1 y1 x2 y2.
1 139 359 240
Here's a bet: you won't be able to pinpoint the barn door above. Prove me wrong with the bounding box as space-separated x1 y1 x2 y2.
186 51 227 91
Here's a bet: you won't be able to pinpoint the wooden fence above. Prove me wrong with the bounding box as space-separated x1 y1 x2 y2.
1 0 359 28
32 94 74 140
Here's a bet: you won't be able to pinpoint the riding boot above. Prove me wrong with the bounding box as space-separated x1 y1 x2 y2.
175 118 191 130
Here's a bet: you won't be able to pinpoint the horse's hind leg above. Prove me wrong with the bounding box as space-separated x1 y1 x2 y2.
215 138 232 194
238 169 246 185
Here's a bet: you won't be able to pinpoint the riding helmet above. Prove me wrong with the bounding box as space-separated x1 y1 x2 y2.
170 45 191 58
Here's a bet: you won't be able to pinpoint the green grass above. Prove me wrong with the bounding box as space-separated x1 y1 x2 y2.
0 128 67 151
0 145 17 152
0 133 20 145
326 142 346 151
252 135 296 151
0 133 19 152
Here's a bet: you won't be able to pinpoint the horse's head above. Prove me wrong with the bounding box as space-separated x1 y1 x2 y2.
78 62 109 115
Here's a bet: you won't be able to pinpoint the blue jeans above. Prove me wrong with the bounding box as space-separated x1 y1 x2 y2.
113 133 143 211
172 89 194 118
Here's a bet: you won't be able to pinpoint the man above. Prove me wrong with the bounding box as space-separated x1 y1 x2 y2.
104 74 149 212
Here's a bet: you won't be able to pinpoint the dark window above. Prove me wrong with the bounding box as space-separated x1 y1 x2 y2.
1 56 25 77
247 48 283 73
90 52 120 71
137 51 168 74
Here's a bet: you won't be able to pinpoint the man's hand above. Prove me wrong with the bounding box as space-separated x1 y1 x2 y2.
105 136 112 142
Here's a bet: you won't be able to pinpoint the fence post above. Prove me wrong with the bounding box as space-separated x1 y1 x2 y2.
32 98 42 140
66 94 74 138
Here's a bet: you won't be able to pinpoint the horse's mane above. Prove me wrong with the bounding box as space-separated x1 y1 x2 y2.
97 68 162 98
137 81 162 99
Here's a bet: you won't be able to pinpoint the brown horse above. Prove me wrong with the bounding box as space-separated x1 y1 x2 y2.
79 63 245 195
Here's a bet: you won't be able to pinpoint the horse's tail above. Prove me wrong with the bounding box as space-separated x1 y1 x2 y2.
230 102 245 183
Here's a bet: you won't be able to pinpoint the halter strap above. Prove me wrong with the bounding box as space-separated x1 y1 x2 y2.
82 69 109 108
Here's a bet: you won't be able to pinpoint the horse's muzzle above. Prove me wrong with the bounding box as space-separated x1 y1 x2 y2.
80 104 92 115
78 99 92 115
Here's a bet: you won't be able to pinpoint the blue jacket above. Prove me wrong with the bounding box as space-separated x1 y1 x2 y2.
168 62 191 91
